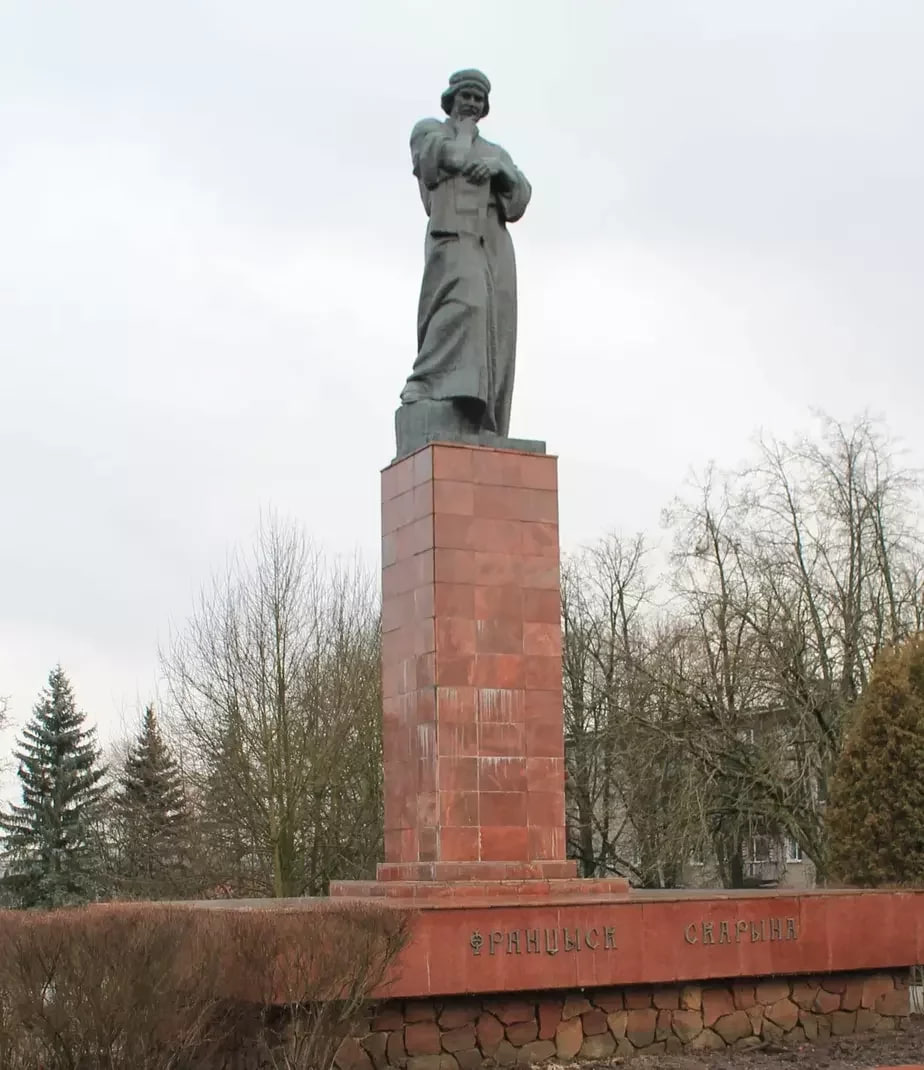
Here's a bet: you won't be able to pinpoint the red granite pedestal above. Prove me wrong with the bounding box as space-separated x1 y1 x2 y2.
330 442 628 904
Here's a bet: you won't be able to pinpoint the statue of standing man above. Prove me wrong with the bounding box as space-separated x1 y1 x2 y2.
396 70 533 457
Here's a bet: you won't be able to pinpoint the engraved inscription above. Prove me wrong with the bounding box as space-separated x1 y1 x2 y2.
683 916 800 945
469 925 619 956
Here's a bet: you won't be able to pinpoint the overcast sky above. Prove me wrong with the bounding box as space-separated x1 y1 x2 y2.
2 0 923 777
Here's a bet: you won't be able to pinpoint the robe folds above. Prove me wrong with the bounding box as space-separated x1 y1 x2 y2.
400 117 531 436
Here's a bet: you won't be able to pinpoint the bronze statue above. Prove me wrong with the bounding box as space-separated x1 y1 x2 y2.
396 70 533 456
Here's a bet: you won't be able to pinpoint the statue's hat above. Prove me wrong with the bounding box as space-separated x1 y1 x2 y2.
441 69 491 117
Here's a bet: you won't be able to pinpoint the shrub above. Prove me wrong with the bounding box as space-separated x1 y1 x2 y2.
0 900 410 1069
827 633 924 886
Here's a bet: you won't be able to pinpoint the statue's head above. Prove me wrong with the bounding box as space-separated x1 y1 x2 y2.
441 69 491 121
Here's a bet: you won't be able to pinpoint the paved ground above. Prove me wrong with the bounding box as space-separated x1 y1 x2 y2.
578 1015 924 1070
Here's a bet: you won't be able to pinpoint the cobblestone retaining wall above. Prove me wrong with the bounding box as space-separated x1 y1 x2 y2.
336 970 910 1069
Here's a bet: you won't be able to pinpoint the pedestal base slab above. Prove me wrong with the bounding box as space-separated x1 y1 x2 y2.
329 875 630 904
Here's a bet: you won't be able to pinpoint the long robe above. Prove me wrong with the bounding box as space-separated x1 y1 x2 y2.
400 117 531 436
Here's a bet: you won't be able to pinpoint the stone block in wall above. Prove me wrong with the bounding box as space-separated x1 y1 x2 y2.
537 999 561 1039
515 1040 555 1065
475 1014 504 1055
766 997 799 1032
831 1010 857 1035
407 1057 459 1070
689 1028 725 1050
762 1020 785 1045
580 1010 608 1036
606 1010 627 1038
561 995 592 1019
656 1009 672 1040
842 978 864 1011
625 988 652 1009
406 1023 442 1056
442 1026 476 1053
875 987 908 1016
493 1040 516 1067
746 1004 765 1033
592 988 623 1013
862 974 894 1009
579 1033 615 1059
486 1000 533 1026
714 1010 752 1044
756 981 790 1004
554 1017 582 1060
791 980 820 1009
505 1021 537 1046
387 1029 407 1067
732 983 755 1009
813 988 841 1013
439 1002 480 1030
405 1001 438 1023
702 987 734 1026
363 1032 389 1070
856 1008 881 1032
374 1008 406 1032
672 1009 704 1043
626 1008 657 1047
800 1010 819 1040
456 1051 482 1070
680 985 702 1011
653 987 679 1009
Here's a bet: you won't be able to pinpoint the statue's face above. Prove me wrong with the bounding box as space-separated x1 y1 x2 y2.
451 85 487 121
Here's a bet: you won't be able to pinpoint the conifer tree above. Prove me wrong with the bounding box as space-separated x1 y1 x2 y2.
0 666 108 908
827 634 924 886
113 704 191 898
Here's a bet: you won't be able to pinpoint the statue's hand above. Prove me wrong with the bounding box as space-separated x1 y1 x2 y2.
462 160 491 185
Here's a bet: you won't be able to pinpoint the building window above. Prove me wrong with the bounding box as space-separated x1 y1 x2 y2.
784 837 803 863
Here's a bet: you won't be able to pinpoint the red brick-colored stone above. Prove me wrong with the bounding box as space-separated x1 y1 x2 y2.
765 998 799 1032
554 1017 583 1060
581 1010 608 1036
442 1026 477 1053
672 1010 704 1043
756 981 790 1005
814 988 841 1014
506 1020 538 1045
875 987 909 1016
439 1001 481 1029
732 983 756 1009
702 988 735 1027
372 1006 405 1031
406 1000 437 1023
405 1022 441 1056
862 974 894 1010
537 999 562 1040
593 989 624 1013
714 1010 752 1044
625 989 653 1010
488 999 535 1026
476 1013 505 1054
653 988 679 1010
626 1008 657 1047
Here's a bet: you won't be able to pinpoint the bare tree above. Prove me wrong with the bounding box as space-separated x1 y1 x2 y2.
161 516 382 898
562 416 924 890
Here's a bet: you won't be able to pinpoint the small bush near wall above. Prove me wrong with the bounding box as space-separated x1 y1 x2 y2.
0 902 409 1070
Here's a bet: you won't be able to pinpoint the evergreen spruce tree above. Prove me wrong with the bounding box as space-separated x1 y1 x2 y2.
827 634 924 886
114 704 191 898
0 666 108 908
